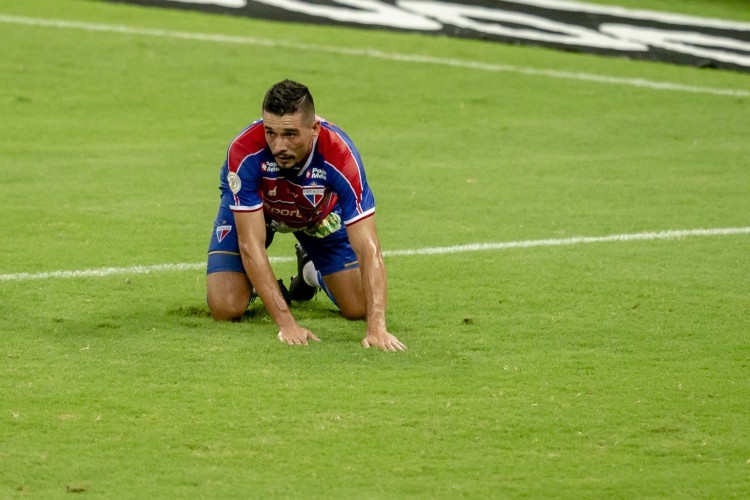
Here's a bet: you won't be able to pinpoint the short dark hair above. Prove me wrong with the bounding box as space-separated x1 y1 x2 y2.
262 80 315 124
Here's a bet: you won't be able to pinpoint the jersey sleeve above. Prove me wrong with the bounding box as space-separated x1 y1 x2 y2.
330 163 375 226
225 122 265 213
323 125 376 226
227 153 263 213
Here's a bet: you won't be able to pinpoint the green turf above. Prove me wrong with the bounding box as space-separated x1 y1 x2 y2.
1 0 749 497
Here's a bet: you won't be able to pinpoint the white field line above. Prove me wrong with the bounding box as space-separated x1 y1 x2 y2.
1 14 748 98
2 227 748 282
384 226 750 256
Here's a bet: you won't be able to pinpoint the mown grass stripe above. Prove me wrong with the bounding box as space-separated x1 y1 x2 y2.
1 14 748 97
2 227 748 282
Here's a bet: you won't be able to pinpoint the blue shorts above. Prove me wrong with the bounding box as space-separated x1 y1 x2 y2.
207 195 359 276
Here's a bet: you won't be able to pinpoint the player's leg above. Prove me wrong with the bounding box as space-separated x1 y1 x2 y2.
293 228 366 320
321 268 366 320
207 271 252 321
288 244 318 302
206 198 272 321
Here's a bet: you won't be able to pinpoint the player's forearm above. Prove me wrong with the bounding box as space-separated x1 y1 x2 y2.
239 244 296 329
346 217 390 332
360 249 389 332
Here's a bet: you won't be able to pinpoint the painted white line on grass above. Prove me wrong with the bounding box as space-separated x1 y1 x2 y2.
2 227 748 282
384 226 750 256
1 14 748 98
0 257 292 282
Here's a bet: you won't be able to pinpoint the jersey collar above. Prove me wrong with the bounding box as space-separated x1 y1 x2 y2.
297 134 319 178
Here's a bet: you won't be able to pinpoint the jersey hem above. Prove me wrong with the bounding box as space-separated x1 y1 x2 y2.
230 204 262 213
344 208 375 226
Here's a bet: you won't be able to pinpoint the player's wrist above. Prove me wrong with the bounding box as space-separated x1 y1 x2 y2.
276 315 299 332
366 315 387 332
366 324 388 337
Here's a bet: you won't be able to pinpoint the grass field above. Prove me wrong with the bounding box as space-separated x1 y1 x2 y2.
2 0 749 497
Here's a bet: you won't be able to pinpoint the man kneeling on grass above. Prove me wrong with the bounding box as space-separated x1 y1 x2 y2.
206 79 406 352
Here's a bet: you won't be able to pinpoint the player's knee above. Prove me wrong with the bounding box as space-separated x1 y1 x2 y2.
206 271 251 321
207 286 249 321
340 303 366 321
208 299 247 322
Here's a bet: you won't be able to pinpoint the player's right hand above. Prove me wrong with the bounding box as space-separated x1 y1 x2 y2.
277 324 321 346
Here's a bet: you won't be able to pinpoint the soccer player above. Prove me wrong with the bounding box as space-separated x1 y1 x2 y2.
206 80 406 351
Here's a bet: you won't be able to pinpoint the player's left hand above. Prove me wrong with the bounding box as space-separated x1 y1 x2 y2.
361 330 407 351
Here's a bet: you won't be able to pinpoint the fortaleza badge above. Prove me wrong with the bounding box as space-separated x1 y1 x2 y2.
303 186 325 207
216 225 232 242
227 172 241 194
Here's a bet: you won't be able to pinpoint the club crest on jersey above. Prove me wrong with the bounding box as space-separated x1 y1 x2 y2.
216 225 232 242
303 186 326 207
227 172 241 194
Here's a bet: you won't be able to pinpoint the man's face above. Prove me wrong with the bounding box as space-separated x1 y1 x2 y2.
262 110 320 169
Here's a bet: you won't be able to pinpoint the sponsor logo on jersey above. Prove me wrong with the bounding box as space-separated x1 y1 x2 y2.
303 186 326 207
261 161 279 173
306 167 326 181
216 225 232 242
266 203 303 219
227 172 241 194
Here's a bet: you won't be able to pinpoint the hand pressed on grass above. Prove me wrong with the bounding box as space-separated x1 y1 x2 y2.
361 330 407 351
277 324 320 345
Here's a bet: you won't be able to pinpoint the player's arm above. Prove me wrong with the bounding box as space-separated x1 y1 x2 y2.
346 216 407 351
234 210 319 345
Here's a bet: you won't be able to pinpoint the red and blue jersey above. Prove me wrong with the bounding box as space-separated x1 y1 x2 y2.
219 118 375 232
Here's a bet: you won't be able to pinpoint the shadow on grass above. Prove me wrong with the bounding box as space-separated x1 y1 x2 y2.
166 299 344 323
